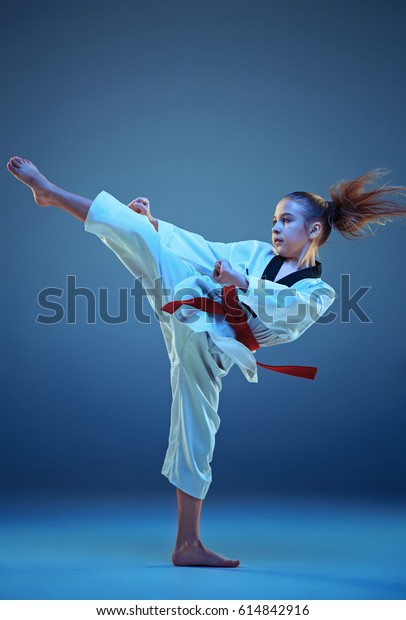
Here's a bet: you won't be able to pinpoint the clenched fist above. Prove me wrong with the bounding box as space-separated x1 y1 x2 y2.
127 196 159 232
213 259 249 291
127 196 152 217
212 258 235 285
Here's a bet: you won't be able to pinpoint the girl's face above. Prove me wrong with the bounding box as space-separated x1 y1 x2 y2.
271 199 312 259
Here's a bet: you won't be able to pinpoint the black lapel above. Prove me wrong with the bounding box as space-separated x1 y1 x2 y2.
261 255 322 287
241 255 322 320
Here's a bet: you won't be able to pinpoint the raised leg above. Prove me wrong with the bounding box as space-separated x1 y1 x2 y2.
8 155 239 568
6 155 196 316
7 156 92 221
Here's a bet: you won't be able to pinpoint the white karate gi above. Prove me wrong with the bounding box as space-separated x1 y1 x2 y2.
84 190 336 499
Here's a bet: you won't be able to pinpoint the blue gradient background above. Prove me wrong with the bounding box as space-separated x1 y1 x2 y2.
1 0 406 599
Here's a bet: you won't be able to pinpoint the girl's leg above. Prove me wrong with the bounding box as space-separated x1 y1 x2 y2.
7 156 92 221
163 328 238 567
8 155 239 567
173 488 239 568
7 155 193 311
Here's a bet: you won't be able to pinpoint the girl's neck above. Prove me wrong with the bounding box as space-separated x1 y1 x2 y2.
283 254 317 270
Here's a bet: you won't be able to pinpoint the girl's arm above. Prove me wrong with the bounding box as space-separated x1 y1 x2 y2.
157 218 238 266
128 197 277 278
128 198 240 272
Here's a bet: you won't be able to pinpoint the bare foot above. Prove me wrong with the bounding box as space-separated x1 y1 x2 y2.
172 540 240 568
6 156 55 206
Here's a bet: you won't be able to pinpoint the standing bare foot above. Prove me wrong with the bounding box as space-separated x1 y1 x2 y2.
6 156 55 206
172 540 240 568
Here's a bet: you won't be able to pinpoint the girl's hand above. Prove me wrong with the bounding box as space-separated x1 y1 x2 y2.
213 259 249 290
212 259 235 285
127 196 152 218
127 196 159 232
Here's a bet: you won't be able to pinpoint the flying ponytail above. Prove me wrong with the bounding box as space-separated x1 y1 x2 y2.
285 168 406 262
327 168 406 239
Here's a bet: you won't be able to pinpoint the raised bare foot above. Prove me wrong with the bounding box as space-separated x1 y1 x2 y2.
6 156 54 206
172 540 240 568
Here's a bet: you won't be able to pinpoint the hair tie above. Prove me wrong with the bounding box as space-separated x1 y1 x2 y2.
326 200 336 227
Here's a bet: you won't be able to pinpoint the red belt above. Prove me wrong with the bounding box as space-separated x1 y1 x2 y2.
161 284 317 380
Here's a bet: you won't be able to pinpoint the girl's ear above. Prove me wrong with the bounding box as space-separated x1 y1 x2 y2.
309 222 322 238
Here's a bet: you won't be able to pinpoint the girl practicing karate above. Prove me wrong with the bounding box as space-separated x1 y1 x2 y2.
7 156 406 568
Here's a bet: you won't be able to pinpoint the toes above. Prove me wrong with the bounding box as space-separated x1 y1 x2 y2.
10 157 21 167
228 558 240 567
225 559 240 567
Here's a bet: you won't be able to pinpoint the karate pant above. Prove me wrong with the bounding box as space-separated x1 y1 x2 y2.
84 191 235 500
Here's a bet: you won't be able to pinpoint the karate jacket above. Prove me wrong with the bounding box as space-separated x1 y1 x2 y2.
157 218 337 383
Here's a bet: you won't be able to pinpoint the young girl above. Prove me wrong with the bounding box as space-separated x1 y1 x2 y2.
7 156 406 568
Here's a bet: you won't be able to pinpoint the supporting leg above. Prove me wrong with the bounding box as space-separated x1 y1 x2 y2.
172 488 240 568
162 328 238 567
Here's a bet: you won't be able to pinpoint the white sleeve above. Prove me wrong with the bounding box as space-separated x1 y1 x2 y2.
156 218 240 275
236 275 337 341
